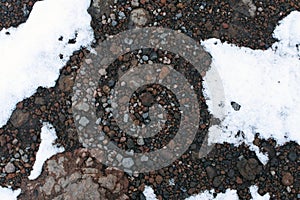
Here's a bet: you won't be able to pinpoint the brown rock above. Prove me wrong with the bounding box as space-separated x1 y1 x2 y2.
10 109 29 128
140 92 154 107
58 74 74 91
282 172 294 186
236 176 243 184
160 0 166 5
222 22 229 29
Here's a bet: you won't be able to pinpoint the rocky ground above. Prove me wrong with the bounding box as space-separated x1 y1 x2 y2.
0 0 299 199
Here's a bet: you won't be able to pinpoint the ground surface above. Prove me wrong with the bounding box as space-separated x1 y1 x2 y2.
0 0 299 199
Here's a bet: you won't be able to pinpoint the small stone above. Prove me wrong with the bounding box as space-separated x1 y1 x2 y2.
236 176 243 184
141 155 148 162
155 175 163 184
222 22 229 29
142 55 149 61
130 8 149 27
205 166 217 180
140 92 154 107
287 151 297 162
41 177 55 195
122 158 134 168
150 52 158 60
79 117 89 126
137 137 145 146
213 175 224 187
112 20 118 26
4 162 15 173
75 102 89 112
160 0 166 4
10 109 29 128
98 174 117 191
282 172 294 186
231 101 241 111
237 158 262 180
131 0 139 7
103 85 110 93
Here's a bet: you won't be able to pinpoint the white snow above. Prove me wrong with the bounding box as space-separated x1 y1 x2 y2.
202 11 300 164
143 186 158 200
0 0 94 128
0 186 21 200
28 122 65 180
186 189 239 200
250 185 270 200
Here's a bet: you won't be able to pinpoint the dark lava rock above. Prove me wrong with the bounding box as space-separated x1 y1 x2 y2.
287 151 297 162
237 158 262 180
231 101 241 111
206 166 217 180
140 92 154 107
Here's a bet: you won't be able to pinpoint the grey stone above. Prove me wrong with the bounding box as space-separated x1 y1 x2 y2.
4 162 15 173
75 102 89 112
130 8 149 27
40 177 55 195
79 117 89 126
98 174 117 190
122 157 134 168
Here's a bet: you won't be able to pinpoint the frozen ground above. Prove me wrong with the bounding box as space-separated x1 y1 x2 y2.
0 0 299 198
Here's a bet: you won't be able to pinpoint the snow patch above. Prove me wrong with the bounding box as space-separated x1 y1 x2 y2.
202 11 300 164
0 186 21 200
186 189 239 200
28 122 65 180
0 0 94 127
250 185 270 200
143 186 158 200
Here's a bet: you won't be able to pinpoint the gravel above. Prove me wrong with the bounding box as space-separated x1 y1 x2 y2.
0 0 299 199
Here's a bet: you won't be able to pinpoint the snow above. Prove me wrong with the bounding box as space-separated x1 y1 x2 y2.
249 185 270 200
143 186 158 200
28 122 65 180
186 189 239 200
0 0 94 128
202 11 300 164
0 186 21 200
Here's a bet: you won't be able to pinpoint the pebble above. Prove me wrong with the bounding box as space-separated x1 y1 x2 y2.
287 151 297 162
130 8 149 27
237 158 262 180
79 117 89 127
205 166 217 180
222 22 229 29
4 162 16 173
140 92 154 107
231 101 241 111
281 172 294 186
155 175 163 184
131 0 139 7
122 158 134 168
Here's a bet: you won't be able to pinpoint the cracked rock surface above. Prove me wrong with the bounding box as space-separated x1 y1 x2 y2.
18 149 129 200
